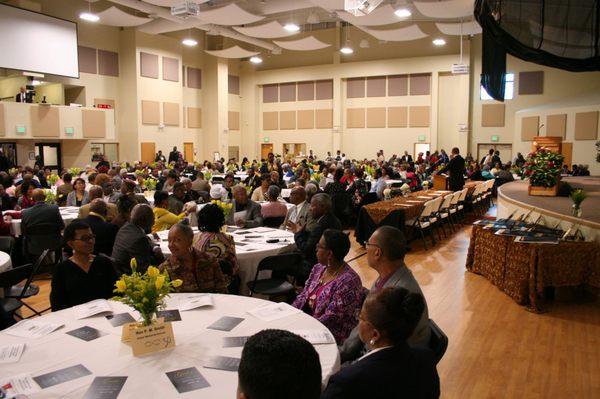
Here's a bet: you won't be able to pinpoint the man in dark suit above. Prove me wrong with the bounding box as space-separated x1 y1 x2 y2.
243 167 260 191
15 87 32 103
111 204 163 276
436 147 465 191
291 193 342 281
168 146 179 164
21 189 64 259
83 199 118 256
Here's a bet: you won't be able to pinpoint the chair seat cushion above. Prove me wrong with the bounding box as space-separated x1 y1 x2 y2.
247 278 294 296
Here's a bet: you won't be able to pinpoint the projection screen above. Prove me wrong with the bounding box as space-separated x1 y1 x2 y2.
0 3 79 78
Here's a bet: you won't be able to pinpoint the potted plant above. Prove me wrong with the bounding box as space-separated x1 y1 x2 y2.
521 147 564 197
569 189 586 217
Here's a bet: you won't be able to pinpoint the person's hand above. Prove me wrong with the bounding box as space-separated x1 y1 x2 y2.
235 219 245 228
287 221 303 234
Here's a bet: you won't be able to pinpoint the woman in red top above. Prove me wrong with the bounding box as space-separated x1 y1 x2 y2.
17 181 35 209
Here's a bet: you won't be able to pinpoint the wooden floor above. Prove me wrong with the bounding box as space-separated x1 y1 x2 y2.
18 209 600 399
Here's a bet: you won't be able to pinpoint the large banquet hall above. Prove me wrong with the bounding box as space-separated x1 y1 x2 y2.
0 0 599 398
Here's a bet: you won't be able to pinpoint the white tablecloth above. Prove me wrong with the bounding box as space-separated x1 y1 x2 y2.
0 251 11 273
0 294 340 398
9 206 81 237
155 227 296 295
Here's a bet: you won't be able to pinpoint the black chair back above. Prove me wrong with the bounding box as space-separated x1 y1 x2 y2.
331 192 353 225
263 216 285 228
428 319 448 364
252 252 303 287
0 236 15 257
0 264 33 294
23 222 62 259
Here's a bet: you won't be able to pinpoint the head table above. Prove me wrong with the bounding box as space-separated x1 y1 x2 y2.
0 293 340 398
154 226 297 296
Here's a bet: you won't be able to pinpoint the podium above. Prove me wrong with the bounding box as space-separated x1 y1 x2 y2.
433 174 448 190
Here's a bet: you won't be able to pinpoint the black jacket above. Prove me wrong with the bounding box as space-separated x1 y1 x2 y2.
294 212 341 267
84 214 118 256
438 155 466 191
322 344 440 399
111 222 159 276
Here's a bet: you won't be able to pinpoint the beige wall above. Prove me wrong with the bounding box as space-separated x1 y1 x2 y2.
35 83 64 105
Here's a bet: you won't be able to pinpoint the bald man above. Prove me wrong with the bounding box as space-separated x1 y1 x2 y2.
78 186 117 221
282 186 309 230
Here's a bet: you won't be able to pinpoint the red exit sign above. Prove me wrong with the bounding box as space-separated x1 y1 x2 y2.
96 104 112 109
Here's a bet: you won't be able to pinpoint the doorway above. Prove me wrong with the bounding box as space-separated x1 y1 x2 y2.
414 143 430 159
261 143 273 160
228 146 240 162
140 142 156 164
0 142 17 168
34 143 61 171
183 142 194 162
283 143 307 158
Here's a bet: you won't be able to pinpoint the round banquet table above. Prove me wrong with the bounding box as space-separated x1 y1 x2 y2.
9 206 81 237
0 294 340 398
155 226 297 295
0 250 12 273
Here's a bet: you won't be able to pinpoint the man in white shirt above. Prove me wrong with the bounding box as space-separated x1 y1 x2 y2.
282 186 309 230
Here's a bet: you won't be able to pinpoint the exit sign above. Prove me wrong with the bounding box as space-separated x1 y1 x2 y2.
65 127 74 135
263 137 270 143
491 135 499 142
418 135 426 142
16 125 26 134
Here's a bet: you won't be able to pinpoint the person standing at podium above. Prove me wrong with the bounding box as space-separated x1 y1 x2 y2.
15 87 32 103
436 147 465 191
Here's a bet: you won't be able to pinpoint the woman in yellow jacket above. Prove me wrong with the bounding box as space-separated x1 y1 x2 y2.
152 190 188 233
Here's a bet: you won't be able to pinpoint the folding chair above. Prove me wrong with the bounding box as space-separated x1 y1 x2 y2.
247 252 303 301
5 249 52 318
0 264 32 319
0 236 15 258
436 194 455 236
428 319 449 364
405 199 436 250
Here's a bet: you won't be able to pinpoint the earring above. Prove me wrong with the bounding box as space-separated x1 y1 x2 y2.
369 338 375 346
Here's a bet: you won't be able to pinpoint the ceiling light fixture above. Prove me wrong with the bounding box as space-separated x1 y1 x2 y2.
340 44 354 54
283 23 300 32
182 38 198 46
394 8 411 18
250 56 263 64
433 38 446 46
79 12 99 22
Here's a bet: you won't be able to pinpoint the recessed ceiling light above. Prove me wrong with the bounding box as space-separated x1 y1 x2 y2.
340 45 354 54
79 12 99 22
182 38 198 47
283 23 300 32
250 56 263 64
432 38 446 46
394 8 411 18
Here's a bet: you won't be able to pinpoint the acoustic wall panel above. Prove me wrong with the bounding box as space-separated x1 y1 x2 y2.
140 52 158 78
141 100 160 125
546 114 567 138
316 80 333 100
481 103 505 127
367 107 386 128
187 67 202 89
409 73 431 95
279 83 296 102
263 111 278 130
228 111 240 130
98 50 119 77
367 76 386 97
315 109 333 129
187 107 202 128
78 46 97 74
521 116 539 141
347 108 365 128
297 81 315 101
346 78 365 98
409 106 430 127
574 111 599 140
162 57 179 82
82 109 106 138
0 104 5 136
388 75 408 96
280 111 296 129
387 106 408 127
519 71 544 95
31 106 59 137
297 110 315 129
263 84 278 103
228 75 240 95
163 102 179 126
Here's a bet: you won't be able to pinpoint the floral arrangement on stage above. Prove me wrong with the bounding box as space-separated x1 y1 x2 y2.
570 189 586 217
68 167 82 176
521 147 564 187
46 174 60 186
211 199 233 218
113 259 182 326
143 177 157 191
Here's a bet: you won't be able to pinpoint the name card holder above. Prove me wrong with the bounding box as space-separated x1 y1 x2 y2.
121 318 176 356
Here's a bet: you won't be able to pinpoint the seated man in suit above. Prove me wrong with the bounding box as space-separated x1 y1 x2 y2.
112 204 163 276
21 189 65 260
78 186 118 221
290 193 342 282
339 225 430 363
226 185 263 228
238 329 322 399
282 186 310 230
83 199 118 256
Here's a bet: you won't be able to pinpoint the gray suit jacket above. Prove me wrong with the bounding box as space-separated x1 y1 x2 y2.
339 264 431 363
225 200 263 228
66 191 90 207
281 201 309 229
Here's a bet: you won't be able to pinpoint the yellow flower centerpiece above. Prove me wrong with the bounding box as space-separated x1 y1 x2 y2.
113 259 182 326
211 199 233 218
47 174 60 186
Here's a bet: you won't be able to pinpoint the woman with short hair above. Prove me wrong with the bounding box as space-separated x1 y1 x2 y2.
321 287 440 399
292 229 363 344
66 178 90 207
260 185 287 219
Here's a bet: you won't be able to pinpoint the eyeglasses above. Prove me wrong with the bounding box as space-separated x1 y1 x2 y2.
365 242 381 250
74 234 96 242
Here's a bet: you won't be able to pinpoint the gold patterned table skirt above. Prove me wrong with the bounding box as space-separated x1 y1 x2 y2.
466 225 600 311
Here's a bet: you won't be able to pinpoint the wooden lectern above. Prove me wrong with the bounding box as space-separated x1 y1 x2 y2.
433 174 447 190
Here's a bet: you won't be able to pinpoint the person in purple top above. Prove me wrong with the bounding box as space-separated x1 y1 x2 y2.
292 229 363 344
